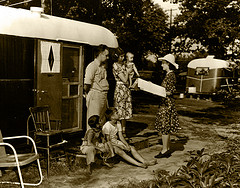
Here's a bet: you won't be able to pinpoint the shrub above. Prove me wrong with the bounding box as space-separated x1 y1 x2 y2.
152 148 240 188
216 89 240 107
116 146 240 188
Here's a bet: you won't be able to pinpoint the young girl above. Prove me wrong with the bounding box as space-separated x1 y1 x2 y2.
80 115 111 174
102 109 157 168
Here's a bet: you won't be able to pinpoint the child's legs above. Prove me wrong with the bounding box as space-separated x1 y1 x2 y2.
114 146 144 167
129 74 134 86
130 146 145 163
84 146 97 165
129 76 132 86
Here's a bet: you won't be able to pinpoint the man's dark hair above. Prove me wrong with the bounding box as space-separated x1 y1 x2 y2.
88 115 100 128
95 44 108 58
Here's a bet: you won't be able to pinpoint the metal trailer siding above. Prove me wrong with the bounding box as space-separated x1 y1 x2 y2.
186 68 226 93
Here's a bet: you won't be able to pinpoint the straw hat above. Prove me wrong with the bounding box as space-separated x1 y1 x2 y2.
158 54 179 69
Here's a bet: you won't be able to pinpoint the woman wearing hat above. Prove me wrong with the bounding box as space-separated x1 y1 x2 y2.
154 54 180 158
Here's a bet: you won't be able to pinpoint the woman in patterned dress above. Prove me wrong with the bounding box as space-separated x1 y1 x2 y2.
112 48 133 135
154 54 180 158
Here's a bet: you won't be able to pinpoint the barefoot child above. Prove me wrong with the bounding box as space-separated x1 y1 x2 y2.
102 109 157 168
80 115 111 174
126 52 140 88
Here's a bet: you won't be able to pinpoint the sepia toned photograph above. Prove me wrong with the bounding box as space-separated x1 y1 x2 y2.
0 0 240 187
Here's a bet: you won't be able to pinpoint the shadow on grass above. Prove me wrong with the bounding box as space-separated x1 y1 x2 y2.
170 136 189 154
178 110 224 119
178 104 240 126
126 121 148 138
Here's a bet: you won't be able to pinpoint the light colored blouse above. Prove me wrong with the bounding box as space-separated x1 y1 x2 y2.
84 59 109 91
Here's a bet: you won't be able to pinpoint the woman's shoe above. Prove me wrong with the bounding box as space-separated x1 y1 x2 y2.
154 150 172 158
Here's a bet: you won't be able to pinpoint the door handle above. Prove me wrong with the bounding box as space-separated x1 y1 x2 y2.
40 90 48 94
32 89 39 93
32 89 47 94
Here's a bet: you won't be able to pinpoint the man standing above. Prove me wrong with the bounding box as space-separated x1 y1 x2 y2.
84 45 109 130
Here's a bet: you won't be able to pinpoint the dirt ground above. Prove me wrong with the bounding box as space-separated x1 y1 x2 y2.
1 96 239 188
38 97 238 188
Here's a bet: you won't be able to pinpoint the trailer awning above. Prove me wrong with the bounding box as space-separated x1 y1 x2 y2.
0 6 118 48
188 55 229 69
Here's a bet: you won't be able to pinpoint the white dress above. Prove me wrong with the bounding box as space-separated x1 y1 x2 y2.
102 121 128 151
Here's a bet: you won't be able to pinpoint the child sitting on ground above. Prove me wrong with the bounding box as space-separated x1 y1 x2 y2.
80 115 112 174
126 52 140 89
102 109 157 168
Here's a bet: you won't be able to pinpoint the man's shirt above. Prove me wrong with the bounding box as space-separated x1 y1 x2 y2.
84 59 109 92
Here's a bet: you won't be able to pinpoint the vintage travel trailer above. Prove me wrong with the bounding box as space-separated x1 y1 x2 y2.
186 55 238 95
0 6 118 136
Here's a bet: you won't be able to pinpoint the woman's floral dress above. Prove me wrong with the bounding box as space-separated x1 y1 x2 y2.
113 62 132 120
155 71 180 134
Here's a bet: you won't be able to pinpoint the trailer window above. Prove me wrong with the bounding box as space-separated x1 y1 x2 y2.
62 47 79 82
195 67 209 76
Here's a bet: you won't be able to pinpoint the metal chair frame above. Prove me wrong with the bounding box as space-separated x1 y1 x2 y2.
0 133 43 188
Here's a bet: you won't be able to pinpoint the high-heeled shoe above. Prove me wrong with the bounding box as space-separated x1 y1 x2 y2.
154 150 172 158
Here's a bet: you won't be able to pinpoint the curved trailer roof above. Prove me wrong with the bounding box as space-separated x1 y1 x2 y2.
0 6 118 48
188 55 229 69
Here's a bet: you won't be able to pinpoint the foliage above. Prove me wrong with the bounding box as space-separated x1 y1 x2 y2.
0 0 41 9
52 0 103 24
163 0 181 3
226 138 240 155
1 0 170 69
180 148 239 187
113 148 240 188
112 179 155 188
102 0 169 69
50 0 171 67
216 88 240 106
175 49 208 72
173 0 240 59
0 0 102 24
3 0 240 63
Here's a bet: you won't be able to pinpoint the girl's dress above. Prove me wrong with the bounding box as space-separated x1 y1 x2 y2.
102 121 128 152
112 62 132 120
155 71 180 135
80 129 108 165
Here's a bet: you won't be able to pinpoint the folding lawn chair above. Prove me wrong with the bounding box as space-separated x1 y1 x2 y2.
0 129 43 188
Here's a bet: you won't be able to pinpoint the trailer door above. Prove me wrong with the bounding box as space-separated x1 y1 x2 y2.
61 45 84 131
36 40 62 121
